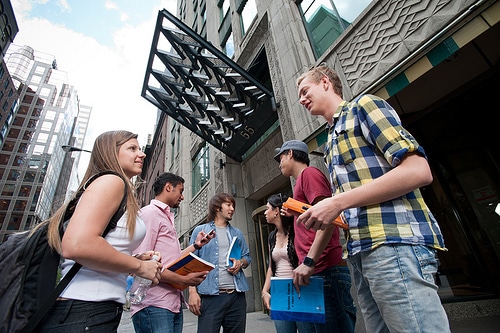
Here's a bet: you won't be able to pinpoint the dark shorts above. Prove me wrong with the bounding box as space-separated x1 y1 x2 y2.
38 299 123 333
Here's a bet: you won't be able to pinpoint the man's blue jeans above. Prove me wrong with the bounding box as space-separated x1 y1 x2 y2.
132 306 183 333
274 319 300 333
296 265 356 333
349 244 451 333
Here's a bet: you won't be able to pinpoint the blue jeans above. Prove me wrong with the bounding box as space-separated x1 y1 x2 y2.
274 319 299 333
349 244 451 333
296 265 356 333
198 292 246 333
38 299 123 332
132 306 183 333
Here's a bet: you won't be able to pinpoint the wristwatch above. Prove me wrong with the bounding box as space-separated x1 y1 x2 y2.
303 256 315 267
193 243 201 250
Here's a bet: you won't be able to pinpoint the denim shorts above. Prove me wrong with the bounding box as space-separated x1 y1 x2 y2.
349 244 450 332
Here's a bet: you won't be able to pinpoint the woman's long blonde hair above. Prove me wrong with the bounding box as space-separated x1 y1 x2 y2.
45 130 141 253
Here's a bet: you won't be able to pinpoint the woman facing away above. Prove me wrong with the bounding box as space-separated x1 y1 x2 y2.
261 193 301 333
38 130 163 332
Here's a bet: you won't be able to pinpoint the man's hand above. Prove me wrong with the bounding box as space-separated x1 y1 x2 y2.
280 206 299 218
179 271 208 287
227 258 244 275
296 197 341 230
293 263 315 288
188 287 202 316
195 229 215 247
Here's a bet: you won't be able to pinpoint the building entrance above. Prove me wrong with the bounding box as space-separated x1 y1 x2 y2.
409 72 500 301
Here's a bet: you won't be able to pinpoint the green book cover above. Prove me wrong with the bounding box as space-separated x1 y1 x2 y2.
270 276 325 323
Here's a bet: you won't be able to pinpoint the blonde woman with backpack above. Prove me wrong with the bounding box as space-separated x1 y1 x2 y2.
38 130 162 332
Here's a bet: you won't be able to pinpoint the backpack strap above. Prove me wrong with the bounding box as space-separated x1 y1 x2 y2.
22 171 127 333
60 171 127 235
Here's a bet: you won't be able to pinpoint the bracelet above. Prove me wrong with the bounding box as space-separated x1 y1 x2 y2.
193 243 201 250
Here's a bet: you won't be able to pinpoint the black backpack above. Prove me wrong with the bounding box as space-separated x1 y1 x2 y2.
0 171 127 333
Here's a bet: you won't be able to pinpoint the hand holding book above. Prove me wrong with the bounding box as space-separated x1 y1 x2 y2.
226 236 245 276
165 252 215 290
270 277 325 323
283 197 348 230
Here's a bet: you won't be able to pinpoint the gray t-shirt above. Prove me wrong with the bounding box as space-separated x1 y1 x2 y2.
217 226 235 289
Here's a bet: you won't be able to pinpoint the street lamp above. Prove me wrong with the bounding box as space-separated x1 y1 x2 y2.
61 145 92 153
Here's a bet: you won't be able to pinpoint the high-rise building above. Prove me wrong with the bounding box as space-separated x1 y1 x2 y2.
140 0 500 323
0 44 91 242
0 0 18 61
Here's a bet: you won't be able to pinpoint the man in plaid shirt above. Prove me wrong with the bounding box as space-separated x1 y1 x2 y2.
295 65 450 333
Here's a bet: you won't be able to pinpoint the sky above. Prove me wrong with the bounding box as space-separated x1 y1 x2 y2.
9 0 178 153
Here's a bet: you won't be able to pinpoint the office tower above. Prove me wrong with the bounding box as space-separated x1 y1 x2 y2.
0 45 91 242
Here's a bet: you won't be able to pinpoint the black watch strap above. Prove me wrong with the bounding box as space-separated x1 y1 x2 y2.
303 256 315 267
193 243 201 250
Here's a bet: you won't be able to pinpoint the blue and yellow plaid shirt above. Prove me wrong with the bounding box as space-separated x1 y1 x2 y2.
324 94 446 256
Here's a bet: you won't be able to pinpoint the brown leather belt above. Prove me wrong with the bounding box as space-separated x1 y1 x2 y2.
219 288 235 294
337 260 347 267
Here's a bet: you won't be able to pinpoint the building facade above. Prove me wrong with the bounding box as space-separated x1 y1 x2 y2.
0 0 18 61
0 44 91 242
139 0 500 326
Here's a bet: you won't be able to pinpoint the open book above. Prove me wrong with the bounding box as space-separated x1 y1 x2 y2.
283 197 348 230
270 276 325 323
165 252 215 290
226 236 242 267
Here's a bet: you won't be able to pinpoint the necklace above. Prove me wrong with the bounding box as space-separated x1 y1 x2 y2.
277 232 287 247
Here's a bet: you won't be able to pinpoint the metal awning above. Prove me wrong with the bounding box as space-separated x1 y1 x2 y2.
142 10 277 162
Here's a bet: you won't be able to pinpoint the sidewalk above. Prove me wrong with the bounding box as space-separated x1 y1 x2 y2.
118 303 500 333
118 308 274 333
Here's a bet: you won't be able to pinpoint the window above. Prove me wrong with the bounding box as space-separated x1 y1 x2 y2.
1 184 15 196
0 199 10 210
201 3 207 38
7 213 22 230
239 0 257 36
192 143 210 195
223 31 234 58
219 0 230 22
170 136 176 162
218 0 233 57
297 0 371 58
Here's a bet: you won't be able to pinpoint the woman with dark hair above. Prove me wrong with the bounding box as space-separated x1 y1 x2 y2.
261 193 300 333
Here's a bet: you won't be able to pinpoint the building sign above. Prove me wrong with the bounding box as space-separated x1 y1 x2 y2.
142 9 277 162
